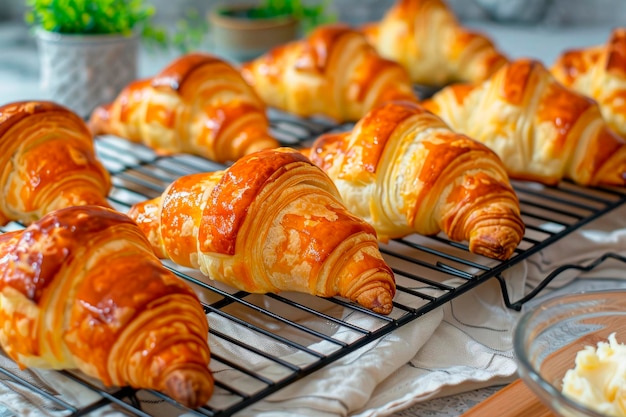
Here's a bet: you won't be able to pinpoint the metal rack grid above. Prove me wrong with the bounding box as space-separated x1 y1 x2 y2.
0 111 625 417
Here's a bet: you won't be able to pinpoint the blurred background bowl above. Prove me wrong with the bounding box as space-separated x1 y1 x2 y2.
514 290 626 417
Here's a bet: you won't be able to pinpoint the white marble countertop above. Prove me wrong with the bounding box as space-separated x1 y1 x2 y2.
0 19 623 417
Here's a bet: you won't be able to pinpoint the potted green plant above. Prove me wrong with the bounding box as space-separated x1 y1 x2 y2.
209 0 336 62
24 0 169 118
26 0 165 117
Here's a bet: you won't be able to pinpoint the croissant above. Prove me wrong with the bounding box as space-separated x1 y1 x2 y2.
306 100 525 261
361 0 508 87
551 28 626 138
239 23 418 123
0 101 111 226
89 52 279 163
423 59 626 187
0 205 213 408
127 147 396 315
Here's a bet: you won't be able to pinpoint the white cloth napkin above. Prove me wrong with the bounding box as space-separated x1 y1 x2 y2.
1 204 625 417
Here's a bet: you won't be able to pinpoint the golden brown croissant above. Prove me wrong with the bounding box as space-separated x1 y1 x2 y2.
361 0 508 87
0 101 111 226
239 23 418 123
128 147 396 315
89 52 279 163
306 100 525 261
0 205 213 408
551 28 626 138
423 59 626 187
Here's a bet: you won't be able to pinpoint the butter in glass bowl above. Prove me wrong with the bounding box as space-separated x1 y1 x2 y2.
514 290 626 417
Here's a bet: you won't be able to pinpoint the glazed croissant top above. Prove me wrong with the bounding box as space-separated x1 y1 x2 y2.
0 205 213 408
240 24 418 123
89 52 279 163
362 0 508 87
423 59 626 187
128 147 396 314
306 100 524 260
0 101 111 226
551 28 626 138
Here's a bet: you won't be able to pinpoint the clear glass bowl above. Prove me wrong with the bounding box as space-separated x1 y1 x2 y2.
514 290 626 417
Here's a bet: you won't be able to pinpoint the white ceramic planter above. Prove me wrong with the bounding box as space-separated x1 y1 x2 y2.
35 29 138 118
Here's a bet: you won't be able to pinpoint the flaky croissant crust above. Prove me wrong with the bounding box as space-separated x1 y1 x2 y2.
240 23 417 122
551 28 626 138
362 0 508 86
307 100 525 260
89 52 278 163
0 206 213 408
129 148 396 314
424 59 626 187
0 101 111 226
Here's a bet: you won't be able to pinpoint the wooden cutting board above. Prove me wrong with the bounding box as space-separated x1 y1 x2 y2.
461 379 556 417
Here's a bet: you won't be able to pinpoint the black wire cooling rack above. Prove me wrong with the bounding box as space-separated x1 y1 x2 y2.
1 109 625 417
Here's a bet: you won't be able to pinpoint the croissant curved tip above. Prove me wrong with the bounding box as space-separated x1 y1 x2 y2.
162 366 214 409
469 229 522 261
356 287 395 315
596 167 626 187
239 63 255 85
88 104 111 135
470 242 515 261
241 136 280 157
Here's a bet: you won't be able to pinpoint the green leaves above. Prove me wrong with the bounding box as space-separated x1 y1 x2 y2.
25 0 155 35
24 0 207 53
230 0 337 33
170 8 209 54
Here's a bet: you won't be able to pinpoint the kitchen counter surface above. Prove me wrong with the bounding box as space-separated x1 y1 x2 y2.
0 19 624 417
